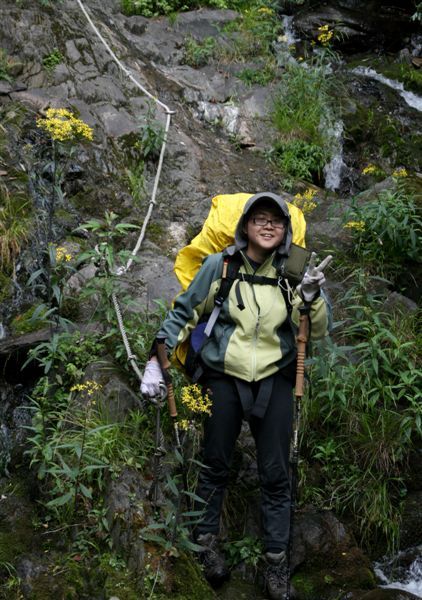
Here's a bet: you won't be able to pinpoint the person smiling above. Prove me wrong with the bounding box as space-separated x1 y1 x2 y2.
141 192 331 599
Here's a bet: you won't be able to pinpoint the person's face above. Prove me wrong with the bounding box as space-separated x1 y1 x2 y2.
244 207 287 260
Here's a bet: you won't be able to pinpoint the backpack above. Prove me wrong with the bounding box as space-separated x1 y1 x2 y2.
171 193 309 377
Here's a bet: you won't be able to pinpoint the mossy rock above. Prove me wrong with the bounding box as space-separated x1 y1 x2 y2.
344 103 421 172
10 304 49 335
292 561 375 600
0 271 12 304
0 476 35 564
154 552 215 600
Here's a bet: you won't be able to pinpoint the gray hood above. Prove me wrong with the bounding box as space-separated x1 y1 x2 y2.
233 192 293 257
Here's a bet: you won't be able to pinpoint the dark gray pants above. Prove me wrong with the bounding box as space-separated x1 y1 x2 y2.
195 370 293 553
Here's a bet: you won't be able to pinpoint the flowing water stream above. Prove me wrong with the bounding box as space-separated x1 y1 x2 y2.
351 66 422 112
375 547 422 598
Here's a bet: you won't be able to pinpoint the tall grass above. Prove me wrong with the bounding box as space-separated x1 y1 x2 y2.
0 185 31 272
270 55 340 183
300 272 421 551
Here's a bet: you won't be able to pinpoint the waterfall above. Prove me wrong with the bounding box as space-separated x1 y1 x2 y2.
323 120 345 191
281 15 299 46
374 547 422 597
0 323 5 340
352 66 422 112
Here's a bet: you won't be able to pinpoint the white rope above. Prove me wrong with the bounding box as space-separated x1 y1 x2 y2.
75 0 175 381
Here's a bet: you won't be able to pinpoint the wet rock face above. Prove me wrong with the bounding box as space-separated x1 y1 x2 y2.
292 1 418 52
105 467 147 572
399 492 422 550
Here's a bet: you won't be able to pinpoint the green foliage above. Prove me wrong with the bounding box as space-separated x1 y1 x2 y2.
183 36 217 68
0 185 31 273
300 273 422 550
26 388 151 522
411 1 422 22
236 64 275 86
269 139 328 182
121 0 228 17
221 2 282 61
125 161 145 207
42 48 64 71
0 48 12 82
224 536 263 568
10 304 49 335
343 184 422 278
270 54 338 183
134 105 165 161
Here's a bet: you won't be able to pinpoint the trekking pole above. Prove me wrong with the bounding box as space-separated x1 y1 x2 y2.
148 386 167 507
155 339 191 541
286 301 311 600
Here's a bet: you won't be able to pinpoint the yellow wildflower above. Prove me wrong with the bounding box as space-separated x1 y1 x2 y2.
317 29 333 45
181 384 212 416
37 108 93 142
292 188 318 215
318 24 330 31
70 380 102 396
343 221 365 231
258 7 273 15
179 419 191 431
392 168 408 178
362 164 377 175
55 246 72 262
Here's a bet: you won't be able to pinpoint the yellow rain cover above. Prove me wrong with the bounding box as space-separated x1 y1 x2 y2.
174 193 306 290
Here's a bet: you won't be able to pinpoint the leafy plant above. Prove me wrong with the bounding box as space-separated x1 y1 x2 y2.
411 1 422 22
121 0 229 17
42 48 64 71
270 53 339 183
0 48 12 82
0 186 31 272
136 106 164 160
222 2 282 61
237 64 275 86
125 161 145 207
343 184 422 277
269 139 328 182
224 536 263 568
183 36 217 68
300 272 422 551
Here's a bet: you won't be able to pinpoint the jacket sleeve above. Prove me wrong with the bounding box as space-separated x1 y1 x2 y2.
291 289 332 340
156 254 223 351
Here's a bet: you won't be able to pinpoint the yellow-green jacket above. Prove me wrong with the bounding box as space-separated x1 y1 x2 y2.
158 192 331 382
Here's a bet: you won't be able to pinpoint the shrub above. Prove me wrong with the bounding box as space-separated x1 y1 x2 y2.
121 0 228 17
270 56 339 183
300 274 421 550
343 184 422 277
0 186 31 272
183 36 217 68
42 48 64 71
0 49 12 82
270 139 328 182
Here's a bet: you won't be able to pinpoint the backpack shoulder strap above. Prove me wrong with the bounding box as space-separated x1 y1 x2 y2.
214 249 243 307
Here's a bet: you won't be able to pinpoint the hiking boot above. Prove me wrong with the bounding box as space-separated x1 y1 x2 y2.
262 550 288 600
197 533 230 587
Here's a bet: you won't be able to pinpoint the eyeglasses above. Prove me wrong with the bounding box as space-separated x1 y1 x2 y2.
252 217 286 229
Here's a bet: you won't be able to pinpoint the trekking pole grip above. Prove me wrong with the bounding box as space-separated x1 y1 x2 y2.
156 339 178 418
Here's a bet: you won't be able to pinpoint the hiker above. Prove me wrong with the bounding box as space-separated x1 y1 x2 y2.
141 192 331 599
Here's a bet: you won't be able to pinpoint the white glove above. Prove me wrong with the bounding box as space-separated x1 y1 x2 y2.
140 359 164 397
298 253 333 302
